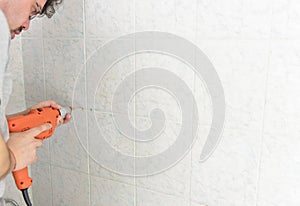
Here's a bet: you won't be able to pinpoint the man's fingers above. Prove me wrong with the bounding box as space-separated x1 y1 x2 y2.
31 100 61 110
56 113 71 126
24 123 52 137
56 116 64 126
63 114 72 124
34 139 43 148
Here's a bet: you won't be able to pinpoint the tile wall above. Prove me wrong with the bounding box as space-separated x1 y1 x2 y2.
19 0 300 205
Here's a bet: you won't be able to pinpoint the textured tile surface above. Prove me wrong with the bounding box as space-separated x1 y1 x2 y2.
86 39 135 113
256 40 300 206
136 188 189 206
136 152 191 199
271 0 300 39
85 0 134 39
134 52 195 123
42 0 83 38
22 39 45 103
88 111 134 180
135 0 197 41
31 162 52 206
191 127 260 206
21 0 300 205
50 120 88 173
195 39 269 131
44 38 84 105
90 176 134 206
197 0 272 39
51 166 89 206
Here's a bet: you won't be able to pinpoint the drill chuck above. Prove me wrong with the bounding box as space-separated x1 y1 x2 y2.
59 106 72 119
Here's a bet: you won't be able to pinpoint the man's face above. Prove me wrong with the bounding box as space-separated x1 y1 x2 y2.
4 0 47 39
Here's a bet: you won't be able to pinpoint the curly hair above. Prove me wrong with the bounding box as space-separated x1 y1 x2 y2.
41 0 63 18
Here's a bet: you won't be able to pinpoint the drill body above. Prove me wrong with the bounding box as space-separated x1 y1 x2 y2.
7 107 62 190
6 106 70 206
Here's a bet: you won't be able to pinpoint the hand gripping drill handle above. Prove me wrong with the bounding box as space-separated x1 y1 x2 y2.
7 106 70 190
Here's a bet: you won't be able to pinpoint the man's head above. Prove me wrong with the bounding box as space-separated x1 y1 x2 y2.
0 0 61 39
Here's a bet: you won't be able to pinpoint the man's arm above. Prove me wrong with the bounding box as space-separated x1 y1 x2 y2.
0 134 13 179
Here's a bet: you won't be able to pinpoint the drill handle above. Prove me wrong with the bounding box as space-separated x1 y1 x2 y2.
12 167 32 190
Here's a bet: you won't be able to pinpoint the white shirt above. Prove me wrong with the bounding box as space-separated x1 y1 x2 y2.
0 9 13 201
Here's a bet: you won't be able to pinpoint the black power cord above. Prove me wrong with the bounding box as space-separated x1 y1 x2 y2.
21 189 32 206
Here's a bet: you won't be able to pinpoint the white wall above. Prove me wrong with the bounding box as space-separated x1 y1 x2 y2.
20 0 300 206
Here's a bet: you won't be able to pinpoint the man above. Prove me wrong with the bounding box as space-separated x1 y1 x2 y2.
0 0 70 204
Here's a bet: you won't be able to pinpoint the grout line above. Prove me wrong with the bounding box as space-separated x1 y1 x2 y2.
21 37 84 40
133 0 137 205
41 20 54 206
21 37 300 41
135 186 189 202
50 163 89 175
18 36 26 110
82 0 91 204
48 164 135 191
93 109 188 126
189 0 199 205
254 11 273 206
254 41 271 206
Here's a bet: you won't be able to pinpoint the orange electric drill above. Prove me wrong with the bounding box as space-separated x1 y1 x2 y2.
7 106 71 206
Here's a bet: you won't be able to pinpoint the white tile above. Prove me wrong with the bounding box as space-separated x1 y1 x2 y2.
174 0 198 41
136 188 189 206
86 39 135 113
271 0 300 39
257 134 300 206
195 39 269 132
44 39 87 172
134 52 195 123
51 166 89 206
85 0 134 39
87 111 134 185
42 0 83 38
43 38 84 106
37 137 51 164
197 0 272 39
90 176 134 206
89 158 135 186
31 162 52 206
50 119 88 173
136 151 191 199
193 75 212 126
191 202 208 206
135 117 182 158
135 0 197 42
256 40 300 205
22 39 45 103
191 127 260 206
85 38 106 60
88 111 134 178
92 111 134 156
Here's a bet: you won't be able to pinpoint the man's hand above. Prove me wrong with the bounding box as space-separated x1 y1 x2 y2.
30 100 71 126
7 123 52 171
7 100 72 126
